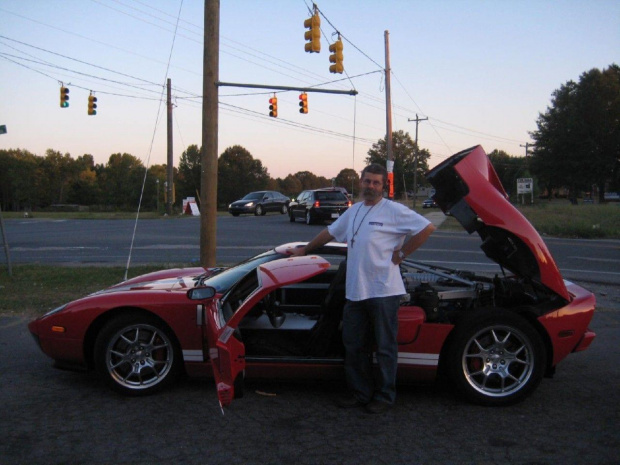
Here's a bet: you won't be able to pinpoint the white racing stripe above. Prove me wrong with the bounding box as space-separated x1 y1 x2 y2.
183 350 204 362
397 352 439 366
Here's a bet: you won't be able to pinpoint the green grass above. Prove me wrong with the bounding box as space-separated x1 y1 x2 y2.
516 202 619 239
413 201 619 239
0 265 173 316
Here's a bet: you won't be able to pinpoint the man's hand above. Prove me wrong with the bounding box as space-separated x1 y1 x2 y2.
286 245 306 256
391 249 405 265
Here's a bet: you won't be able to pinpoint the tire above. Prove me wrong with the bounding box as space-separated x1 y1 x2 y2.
231 213 240 217
254 205 263 216
305 210 313 225
94 313 181 396
289 211 296 222
445 309 545 406
281 204 288 215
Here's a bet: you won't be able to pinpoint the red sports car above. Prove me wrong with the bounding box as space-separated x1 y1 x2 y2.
28 145 596 406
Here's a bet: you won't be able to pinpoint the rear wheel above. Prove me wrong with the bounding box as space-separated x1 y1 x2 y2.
281 204 288 215
94 313 181 396
305 211 313 225
446 309 545 406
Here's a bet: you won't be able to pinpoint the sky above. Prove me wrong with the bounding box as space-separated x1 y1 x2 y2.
0 0 618 180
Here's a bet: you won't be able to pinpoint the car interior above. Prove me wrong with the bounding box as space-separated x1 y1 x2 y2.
226 256 348 359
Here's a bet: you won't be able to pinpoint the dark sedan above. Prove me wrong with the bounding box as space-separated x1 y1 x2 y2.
228 191 290 216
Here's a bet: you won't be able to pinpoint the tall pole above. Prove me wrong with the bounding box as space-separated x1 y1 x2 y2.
0 207 12 276
201 0 220 267
166 78 173 215
384 31 394 199
408 114 428 208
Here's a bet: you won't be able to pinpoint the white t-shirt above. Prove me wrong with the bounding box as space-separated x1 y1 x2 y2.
328 198 431 301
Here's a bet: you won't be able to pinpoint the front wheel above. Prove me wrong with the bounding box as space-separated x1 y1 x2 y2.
445 309 545 406
94 313 181 396
254 205 263 216
289 211 296 222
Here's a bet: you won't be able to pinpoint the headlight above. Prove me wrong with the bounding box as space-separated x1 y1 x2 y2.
245 202 255 207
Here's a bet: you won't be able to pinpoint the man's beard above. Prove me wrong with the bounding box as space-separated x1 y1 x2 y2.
363 188 381 201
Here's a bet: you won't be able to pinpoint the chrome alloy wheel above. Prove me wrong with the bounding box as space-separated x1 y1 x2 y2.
105 323 174 391
461 325 534 398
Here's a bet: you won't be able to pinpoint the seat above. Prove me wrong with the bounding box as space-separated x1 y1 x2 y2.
306 260 347 356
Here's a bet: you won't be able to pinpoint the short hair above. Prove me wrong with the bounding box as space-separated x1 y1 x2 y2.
361 163 387 187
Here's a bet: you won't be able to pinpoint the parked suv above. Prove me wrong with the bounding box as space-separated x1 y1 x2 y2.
289 188 352 225
228 191 290 216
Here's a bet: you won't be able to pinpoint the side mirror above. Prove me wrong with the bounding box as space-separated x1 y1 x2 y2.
187 286 216 300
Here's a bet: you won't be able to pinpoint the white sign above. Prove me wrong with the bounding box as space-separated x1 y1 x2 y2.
517 178 533 194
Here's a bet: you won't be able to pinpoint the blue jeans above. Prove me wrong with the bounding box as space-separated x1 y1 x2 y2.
342 295 401 404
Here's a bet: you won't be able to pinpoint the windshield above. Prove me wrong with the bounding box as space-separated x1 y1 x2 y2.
201 250 285 293
242 192 264 201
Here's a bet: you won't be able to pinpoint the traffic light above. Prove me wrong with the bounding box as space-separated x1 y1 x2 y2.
329 38 344 74
269 95 278 118
299 93 308 114
59 86 70 108
88 93 97 116
304 12 321 53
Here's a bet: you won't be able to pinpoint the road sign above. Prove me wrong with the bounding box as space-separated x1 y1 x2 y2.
517 178 533 194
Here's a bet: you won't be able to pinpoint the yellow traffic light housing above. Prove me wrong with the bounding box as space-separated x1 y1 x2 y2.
269 96 278 118
88 93 98 116
59 86 70 108
304 12 321 53
299 93 308 114
329 38 344 74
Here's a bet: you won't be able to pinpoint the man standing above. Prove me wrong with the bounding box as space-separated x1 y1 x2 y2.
288 164 435 413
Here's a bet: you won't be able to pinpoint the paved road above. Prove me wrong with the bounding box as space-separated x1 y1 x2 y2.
1 300 618 465
2 213 619 285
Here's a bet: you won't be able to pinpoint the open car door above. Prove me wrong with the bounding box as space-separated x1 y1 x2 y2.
203 255 330 408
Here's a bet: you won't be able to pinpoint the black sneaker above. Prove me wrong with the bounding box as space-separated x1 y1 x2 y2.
365 399 392 414
336 395 368 408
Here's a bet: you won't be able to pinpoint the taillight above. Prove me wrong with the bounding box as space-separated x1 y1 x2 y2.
347 200 352 206
313 200 320 208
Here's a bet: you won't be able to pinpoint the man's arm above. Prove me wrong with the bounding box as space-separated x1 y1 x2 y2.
391 223 436 264
287 228 335 256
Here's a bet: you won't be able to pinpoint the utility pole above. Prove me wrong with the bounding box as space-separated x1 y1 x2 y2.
384 31 394 199
408 114 428 208
166 78 173 215
0 207 11 277
0 126 9 276
201 0 220 267
520 142 533 157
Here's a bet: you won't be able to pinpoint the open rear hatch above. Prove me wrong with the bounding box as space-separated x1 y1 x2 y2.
426 145 569 301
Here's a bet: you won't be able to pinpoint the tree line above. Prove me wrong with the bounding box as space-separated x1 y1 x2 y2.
0 130 435 212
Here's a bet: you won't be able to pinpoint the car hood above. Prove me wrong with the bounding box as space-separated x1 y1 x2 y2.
230 199 254 206
426 145 569 301
99 267 214 295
